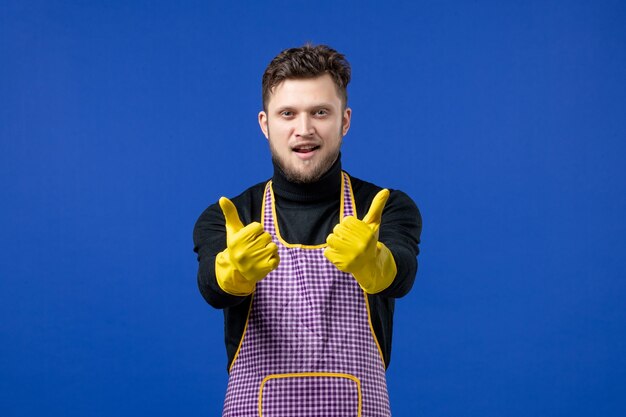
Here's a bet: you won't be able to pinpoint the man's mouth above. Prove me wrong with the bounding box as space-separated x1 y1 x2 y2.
292 145 320 154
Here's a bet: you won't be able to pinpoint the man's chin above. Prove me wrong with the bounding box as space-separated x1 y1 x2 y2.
273 160 321 184
272 150 339 184
282 167 322 184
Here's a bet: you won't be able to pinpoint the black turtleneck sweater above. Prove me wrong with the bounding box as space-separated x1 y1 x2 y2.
193 156 422 370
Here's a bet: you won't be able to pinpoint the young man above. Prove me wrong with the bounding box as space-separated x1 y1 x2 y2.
193 44 421 417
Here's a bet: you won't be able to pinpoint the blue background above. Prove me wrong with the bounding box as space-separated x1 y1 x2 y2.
1 1 625 416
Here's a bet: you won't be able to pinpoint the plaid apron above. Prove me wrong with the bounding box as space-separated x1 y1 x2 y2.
222 172 391 417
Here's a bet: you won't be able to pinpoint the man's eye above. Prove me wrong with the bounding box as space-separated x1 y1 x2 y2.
281 111 294 117
315 109 328 116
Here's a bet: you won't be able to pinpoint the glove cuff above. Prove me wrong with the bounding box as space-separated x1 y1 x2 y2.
354 242 397 294
215 249 256 296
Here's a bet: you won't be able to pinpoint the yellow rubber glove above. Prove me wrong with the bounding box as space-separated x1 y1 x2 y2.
215 197 279 296
323 189 397 294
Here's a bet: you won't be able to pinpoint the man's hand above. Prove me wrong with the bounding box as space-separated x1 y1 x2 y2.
324 189 397 294
215 197 279 295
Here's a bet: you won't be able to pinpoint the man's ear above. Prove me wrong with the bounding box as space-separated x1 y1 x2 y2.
342 107 352 136
258 111 269 139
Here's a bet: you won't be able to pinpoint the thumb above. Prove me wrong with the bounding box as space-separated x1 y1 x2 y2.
219 197 244 234
362 189 390 227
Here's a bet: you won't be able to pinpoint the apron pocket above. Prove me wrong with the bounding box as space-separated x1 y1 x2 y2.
259 372 361 417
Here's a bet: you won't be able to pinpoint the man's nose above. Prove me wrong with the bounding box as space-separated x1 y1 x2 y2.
295 115 314 137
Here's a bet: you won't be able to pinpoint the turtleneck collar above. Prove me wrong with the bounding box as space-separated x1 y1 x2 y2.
272 154 342 203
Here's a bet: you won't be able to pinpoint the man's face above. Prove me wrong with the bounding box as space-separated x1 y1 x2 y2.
258 74 351 183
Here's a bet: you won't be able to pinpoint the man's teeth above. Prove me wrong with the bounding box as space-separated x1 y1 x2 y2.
294 146 318 152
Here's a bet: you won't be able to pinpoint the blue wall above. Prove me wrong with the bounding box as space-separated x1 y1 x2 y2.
1 1 625 415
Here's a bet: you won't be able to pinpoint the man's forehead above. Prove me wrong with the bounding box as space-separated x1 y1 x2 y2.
267 74 343 109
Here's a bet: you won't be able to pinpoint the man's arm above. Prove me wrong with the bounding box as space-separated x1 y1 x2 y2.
325 189 398 294
193 202 250 309
193 183 270 309
373 189 422 298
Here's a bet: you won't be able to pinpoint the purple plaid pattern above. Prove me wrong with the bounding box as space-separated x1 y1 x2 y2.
222 173 391 417
261 375 360 417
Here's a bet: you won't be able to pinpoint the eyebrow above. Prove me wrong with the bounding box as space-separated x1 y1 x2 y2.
275 103 336 112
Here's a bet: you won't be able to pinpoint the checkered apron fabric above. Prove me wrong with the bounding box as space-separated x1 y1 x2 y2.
222 172 391 417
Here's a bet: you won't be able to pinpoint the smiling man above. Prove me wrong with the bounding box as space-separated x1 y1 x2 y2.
193 44 422 417
259 72 350 184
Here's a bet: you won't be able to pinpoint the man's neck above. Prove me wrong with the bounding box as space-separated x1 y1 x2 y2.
272 155 342 203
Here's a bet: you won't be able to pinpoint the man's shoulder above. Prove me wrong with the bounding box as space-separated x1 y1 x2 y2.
228 180 269 207
195 180 269 227
347 173 382 193
200 180 267 210
345 171 418 218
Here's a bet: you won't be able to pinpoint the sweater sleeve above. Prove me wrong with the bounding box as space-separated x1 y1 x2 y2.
193 202 250 309
193 183 266 309
376 189 422 298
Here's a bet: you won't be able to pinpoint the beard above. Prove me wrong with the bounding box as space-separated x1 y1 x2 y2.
268 125 343 184
270 140 341 184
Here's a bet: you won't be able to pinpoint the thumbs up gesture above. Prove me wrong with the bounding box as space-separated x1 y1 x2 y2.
215 197 279 296
324 189 397 294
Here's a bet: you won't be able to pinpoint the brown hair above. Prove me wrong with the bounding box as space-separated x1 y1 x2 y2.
261 43 351 110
